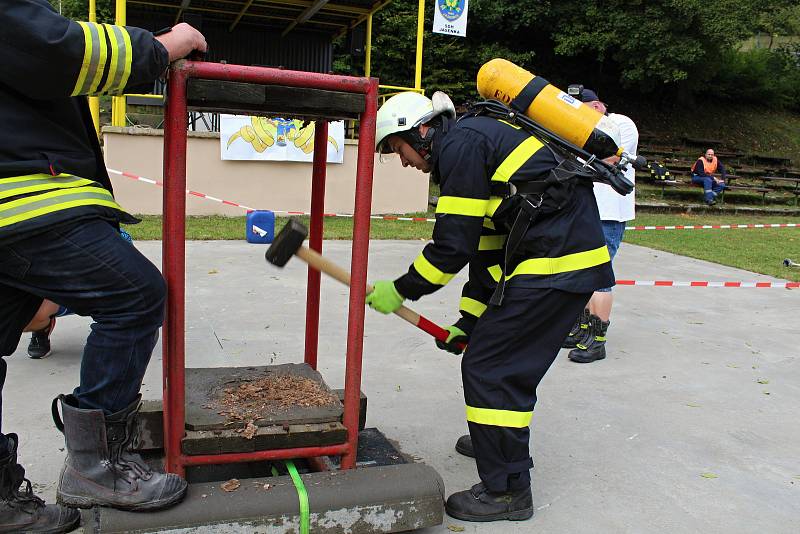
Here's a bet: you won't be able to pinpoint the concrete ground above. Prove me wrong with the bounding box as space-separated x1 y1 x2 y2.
6 239 799 533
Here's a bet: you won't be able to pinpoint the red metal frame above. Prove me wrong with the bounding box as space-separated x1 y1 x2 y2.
162 60 378 477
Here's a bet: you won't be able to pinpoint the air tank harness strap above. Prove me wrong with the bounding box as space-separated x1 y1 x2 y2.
509 76 550 115
488 193 543 307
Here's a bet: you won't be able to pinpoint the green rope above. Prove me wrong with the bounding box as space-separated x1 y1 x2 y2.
284 461 310 534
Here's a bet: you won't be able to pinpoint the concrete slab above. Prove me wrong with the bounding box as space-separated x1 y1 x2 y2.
5 239 799 533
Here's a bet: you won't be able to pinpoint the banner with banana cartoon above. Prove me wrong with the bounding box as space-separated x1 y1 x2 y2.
220 115 345 163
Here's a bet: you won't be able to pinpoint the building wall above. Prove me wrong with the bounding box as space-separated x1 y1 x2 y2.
102 127 429 216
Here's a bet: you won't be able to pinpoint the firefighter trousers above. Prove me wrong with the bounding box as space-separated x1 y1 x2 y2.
462 286 591 492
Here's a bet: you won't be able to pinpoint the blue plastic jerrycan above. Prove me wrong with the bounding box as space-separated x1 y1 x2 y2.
245 210 275 244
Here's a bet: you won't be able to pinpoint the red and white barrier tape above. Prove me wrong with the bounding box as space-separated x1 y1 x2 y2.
626 223 798 230
109 168 800 230
615 280 798 288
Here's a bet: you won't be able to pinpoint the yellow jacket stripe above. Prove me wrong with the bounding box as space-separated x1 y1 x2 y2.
466 406 533 428
488 245 610 281
72 22 98 96
490 136 545 183
99 23 121 94
71 22 133 96
0 186 122 228
478 234 506 251
0 175 95 200
485 197 503 217
87 24 108 94
436 196 489 217
460 297 487 318
413 254 457 286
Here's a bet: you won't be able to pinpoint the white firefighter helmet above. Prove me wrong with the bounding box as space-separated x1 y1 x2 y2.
375 91 455 153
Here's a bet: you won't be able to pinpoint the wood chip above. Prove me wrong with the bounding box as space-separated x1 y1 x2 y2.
221 479 241 492
212 372 339 434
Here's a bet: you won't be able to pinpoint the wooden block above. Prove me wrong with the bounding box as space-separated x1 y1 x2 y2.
332 389 368 431
185 363 343 431
187 80 365 120
182 421 347 455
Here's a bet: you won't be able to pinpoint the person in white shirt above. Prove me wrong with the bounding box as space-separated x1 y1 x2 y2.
562 87 638 363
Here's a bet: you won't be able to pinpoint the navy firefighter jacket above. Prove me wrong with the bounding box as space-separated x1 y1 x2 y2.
392 115 615 335
0 0 169 244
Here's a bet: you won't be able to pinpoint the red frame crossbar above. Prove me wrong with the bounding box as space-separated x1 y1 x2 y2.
162 60 378 477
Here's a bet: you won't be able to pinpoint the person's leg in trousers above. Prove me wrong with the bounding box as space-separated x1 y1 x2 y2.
0 265 79 531
0 219 186 511
691 175 714 203
446 287 591 522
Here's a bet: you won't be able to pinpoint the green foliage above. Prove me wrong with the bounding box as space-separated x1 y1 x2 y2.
552 0 760 88
49 0 114 22
334 0 797 106
713 46 800 109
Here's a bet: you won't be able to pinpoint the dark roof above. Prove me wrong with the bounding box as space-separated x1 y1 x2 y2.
129 0 387 35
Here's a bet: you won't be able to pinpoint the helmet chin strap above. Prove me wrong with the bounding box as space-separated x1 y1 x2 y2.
399 116 444 162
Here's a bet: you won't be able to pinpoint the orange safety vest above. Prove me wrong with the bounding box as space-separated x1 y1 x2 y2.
695 156 718 175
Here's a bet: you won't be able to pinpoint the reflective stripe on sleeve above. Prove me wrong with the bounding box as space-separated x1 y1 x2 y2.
459 297 487 318
412 254 457 286
435 196 489 217
490 136 544 183
72 22 98 96
487 245 611 281
101 25 133 95
466 406 532 428
478 234 506 251
87 23 108 94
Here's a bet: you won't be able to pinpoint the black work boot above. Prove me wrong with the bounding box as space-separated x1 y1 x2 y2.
454 435 475 458
0 434 80 533
446 482 533 522
562 308 589 349
27 318 55 359
568 315 609 363
54 395 187 511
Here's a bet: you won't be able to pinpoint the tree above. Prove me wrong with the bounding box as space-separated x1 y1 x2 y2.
49 0 114 23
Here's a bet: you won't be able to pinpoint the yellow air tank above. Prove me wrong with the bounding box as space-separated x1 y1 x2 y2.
477 58 623 159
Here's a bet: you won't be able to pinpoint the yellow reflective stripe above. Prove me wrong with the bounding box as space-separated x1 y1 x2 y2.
460 297 487 318
482 218 495 230
497 119 521 130
100 24 120 94
0 173 71 184
478 235 506 251
466 406 532 428
435 196 489 217
71 22 93 96
485 197 503 217
0 177 96 200
117 26 134 92
487 245 611 282
413 254 456 286
87 23 108 94
0 187 122 228
0 199 122 228
490 136 545 183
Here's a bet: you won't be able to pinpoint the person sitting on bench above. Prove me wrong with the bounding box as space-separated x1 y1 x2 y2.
691 148 728 205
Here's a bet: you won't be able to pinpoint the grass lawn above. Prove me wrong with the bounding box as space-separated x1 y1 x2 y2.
123 212 800 282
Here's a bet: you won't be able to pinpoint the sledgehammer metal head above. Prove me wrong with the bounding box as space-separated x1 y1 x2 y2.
265 218 308 267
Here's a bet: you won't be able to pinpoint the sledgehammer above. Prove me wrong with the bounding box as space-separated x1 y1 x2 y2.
265 218 465 350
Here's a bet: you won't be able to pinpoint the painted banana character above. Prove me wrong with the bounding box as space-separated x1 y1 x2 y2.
229 117 339 154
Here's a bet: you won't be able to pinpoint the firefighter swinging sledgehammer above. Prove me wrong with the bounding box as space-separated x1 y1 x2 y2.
365 86 618 521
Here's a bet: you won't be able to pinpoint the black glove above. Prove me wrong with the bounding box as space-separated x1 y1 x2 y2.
435 325 469 355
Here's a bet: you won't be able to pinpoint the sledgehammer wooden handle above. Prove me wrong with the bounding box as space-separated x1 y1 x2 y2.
296 246 462 348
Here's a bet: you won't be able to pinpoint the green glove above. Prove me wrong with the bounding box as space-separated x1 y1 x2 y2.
365 280 405 314
435 325 468 355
